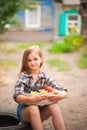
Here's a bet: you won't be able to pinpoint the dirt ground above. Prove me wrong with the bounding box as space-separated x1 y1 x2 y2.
0 42 87 130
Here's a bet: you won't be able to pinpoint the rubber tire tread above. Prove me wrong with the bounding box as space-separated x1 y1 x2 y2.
0 123 32 130
0 112 33 130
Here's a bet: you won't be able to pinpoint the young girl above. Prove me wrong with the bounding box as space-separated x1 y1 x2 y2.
13 45 67 130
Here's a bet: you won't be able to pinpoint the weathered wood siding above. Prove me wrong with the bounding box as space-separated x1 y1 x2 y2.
80 0 87 40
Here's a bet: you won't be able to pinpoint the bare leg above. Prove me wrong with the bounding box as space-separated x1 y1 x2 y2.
40 104 66 130
21 105 44 130
51 104 66 130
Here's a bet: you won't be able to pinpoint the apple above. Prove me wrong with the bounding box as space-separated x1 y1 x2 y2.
45 86 53 93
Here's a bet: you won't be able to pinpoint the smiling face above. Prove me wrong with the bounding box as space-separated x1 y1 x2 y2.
27 51 43 71
21 46 44 73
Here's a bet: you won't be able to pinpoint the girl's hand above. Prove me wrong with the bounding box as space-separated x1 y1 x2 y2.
52 89 60 94
16 94 47 104
46 91 67 102
29 94 47 103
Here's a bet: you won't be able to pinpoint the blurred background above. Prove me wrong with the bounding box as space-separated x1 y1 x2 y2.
0 0 87 130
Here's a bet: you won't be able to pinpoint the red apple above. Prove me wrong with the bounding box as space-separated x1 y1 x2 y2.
45 86 53 93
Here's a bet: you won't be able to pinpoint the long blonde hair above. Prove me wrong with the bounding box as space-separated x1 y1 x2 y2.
20 45 44 73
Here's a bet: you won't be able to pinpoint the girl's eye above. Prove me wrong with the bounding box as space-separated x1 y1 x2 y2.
28 59 31 62
34 58 38 61
28 58 38 62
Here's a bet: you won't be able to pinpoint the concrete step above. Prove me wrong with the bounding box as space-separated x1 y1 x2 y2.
0 30 54 43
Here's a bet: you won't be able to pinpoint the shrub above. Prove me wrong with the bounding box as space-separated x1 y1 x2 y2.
48 35 83 53
64 35 83 48
78 47 87 69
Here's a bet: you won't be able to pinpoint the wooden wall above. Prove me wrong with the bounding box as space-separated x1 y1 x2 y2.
80 1 87 41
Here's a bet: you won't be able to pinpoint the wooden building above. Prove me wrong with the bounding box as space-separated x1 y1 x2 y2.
62 0 80 10
59 0 81 36
80 0 87 41
0 0 83 42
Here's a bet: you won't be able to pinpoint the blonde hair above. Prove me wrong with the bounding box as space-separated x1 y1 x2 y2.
20 45 44 73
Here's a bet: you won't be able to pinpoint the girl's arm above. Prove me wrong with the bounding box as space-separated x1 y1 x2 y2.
45 75 67 92
44 74 67 101
16 94 47 104
47 90 67 101
13 73 47 104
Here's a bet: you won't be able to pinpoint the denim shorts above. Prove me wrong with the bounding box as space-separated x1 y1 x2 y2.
17 104 45 123
17 104 28 123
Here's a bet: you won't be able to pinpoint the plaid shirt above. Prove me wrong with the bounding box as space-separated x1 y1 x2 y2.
13 71 66 102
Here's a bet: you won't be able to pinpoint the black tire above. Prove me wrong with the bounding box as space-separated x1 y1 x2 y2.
0 112 33 130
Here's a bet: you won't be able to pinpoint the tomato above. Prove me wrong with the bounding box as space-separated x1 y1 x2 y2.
45 86 53 92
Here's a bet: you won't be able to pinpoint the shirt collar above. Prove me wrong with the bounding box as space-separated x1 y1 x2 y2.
22 71 45 78
21 72 32 78
38 71 46 78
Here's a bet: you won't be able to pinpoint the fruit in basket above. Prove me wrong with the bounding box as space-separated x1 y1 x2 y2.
40 89 48 94
45 86 53 93
30 89 48 95
30 91 39 95
29 86 56 95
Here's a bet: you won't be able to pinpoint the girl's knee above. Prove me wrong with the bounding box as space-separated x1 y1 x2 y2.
48 103 58 109
27 105 40 116
47 104 60 113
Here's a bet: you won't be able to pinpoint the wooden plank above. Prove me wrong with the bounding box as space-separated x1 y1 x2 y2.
62 0 80 5
81 0 87 3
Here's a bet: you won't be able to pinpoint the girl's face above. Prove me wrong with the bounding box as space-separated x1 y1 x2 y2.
27 52 43 71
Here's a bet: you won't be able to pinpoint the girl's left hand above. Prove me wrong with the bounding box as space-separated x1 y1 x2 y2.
46 91 67 101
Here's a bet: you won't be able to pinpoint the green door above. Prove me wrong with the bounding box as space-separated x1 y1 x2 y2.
59 12 66 36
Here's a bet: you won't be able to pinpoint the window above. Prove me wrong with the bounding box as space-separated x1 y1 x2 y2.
66 14 81 35
68 16 78 21
25 5 41 29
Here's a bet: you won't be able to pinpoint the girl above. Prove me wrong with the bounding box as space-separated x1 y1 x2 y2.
13 45 67 130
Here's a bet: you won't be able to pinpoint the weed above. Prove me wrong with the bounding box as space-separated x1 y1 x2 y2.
48 35 83 54
0 46 18 53
47 59 70 71
16 42 45 50
0 59 17 68
78 46 87 69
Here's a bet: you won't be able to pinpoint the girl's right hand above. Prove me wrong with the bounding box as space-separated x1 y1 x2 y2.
29 94 47 103
16 94 47 104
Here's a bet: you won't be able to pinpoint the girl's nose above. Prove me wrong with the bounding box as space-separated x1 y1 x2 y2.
31 60 35 64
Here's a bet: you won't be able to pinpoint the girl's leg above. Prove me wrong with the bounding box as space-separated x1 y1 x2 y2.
50 104 66 130
21 105 44 130
40 104 66 130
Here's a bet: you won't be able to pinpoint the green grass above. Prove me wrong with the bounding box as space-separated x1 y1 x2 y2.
0 46 18 53
47 58 70 71
78 47 87 69
78 57 87 68
0 59 18 68
0 38 7 43
16 42 45 50
0 42 45 54
48 35 83 54
48 42 77 53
